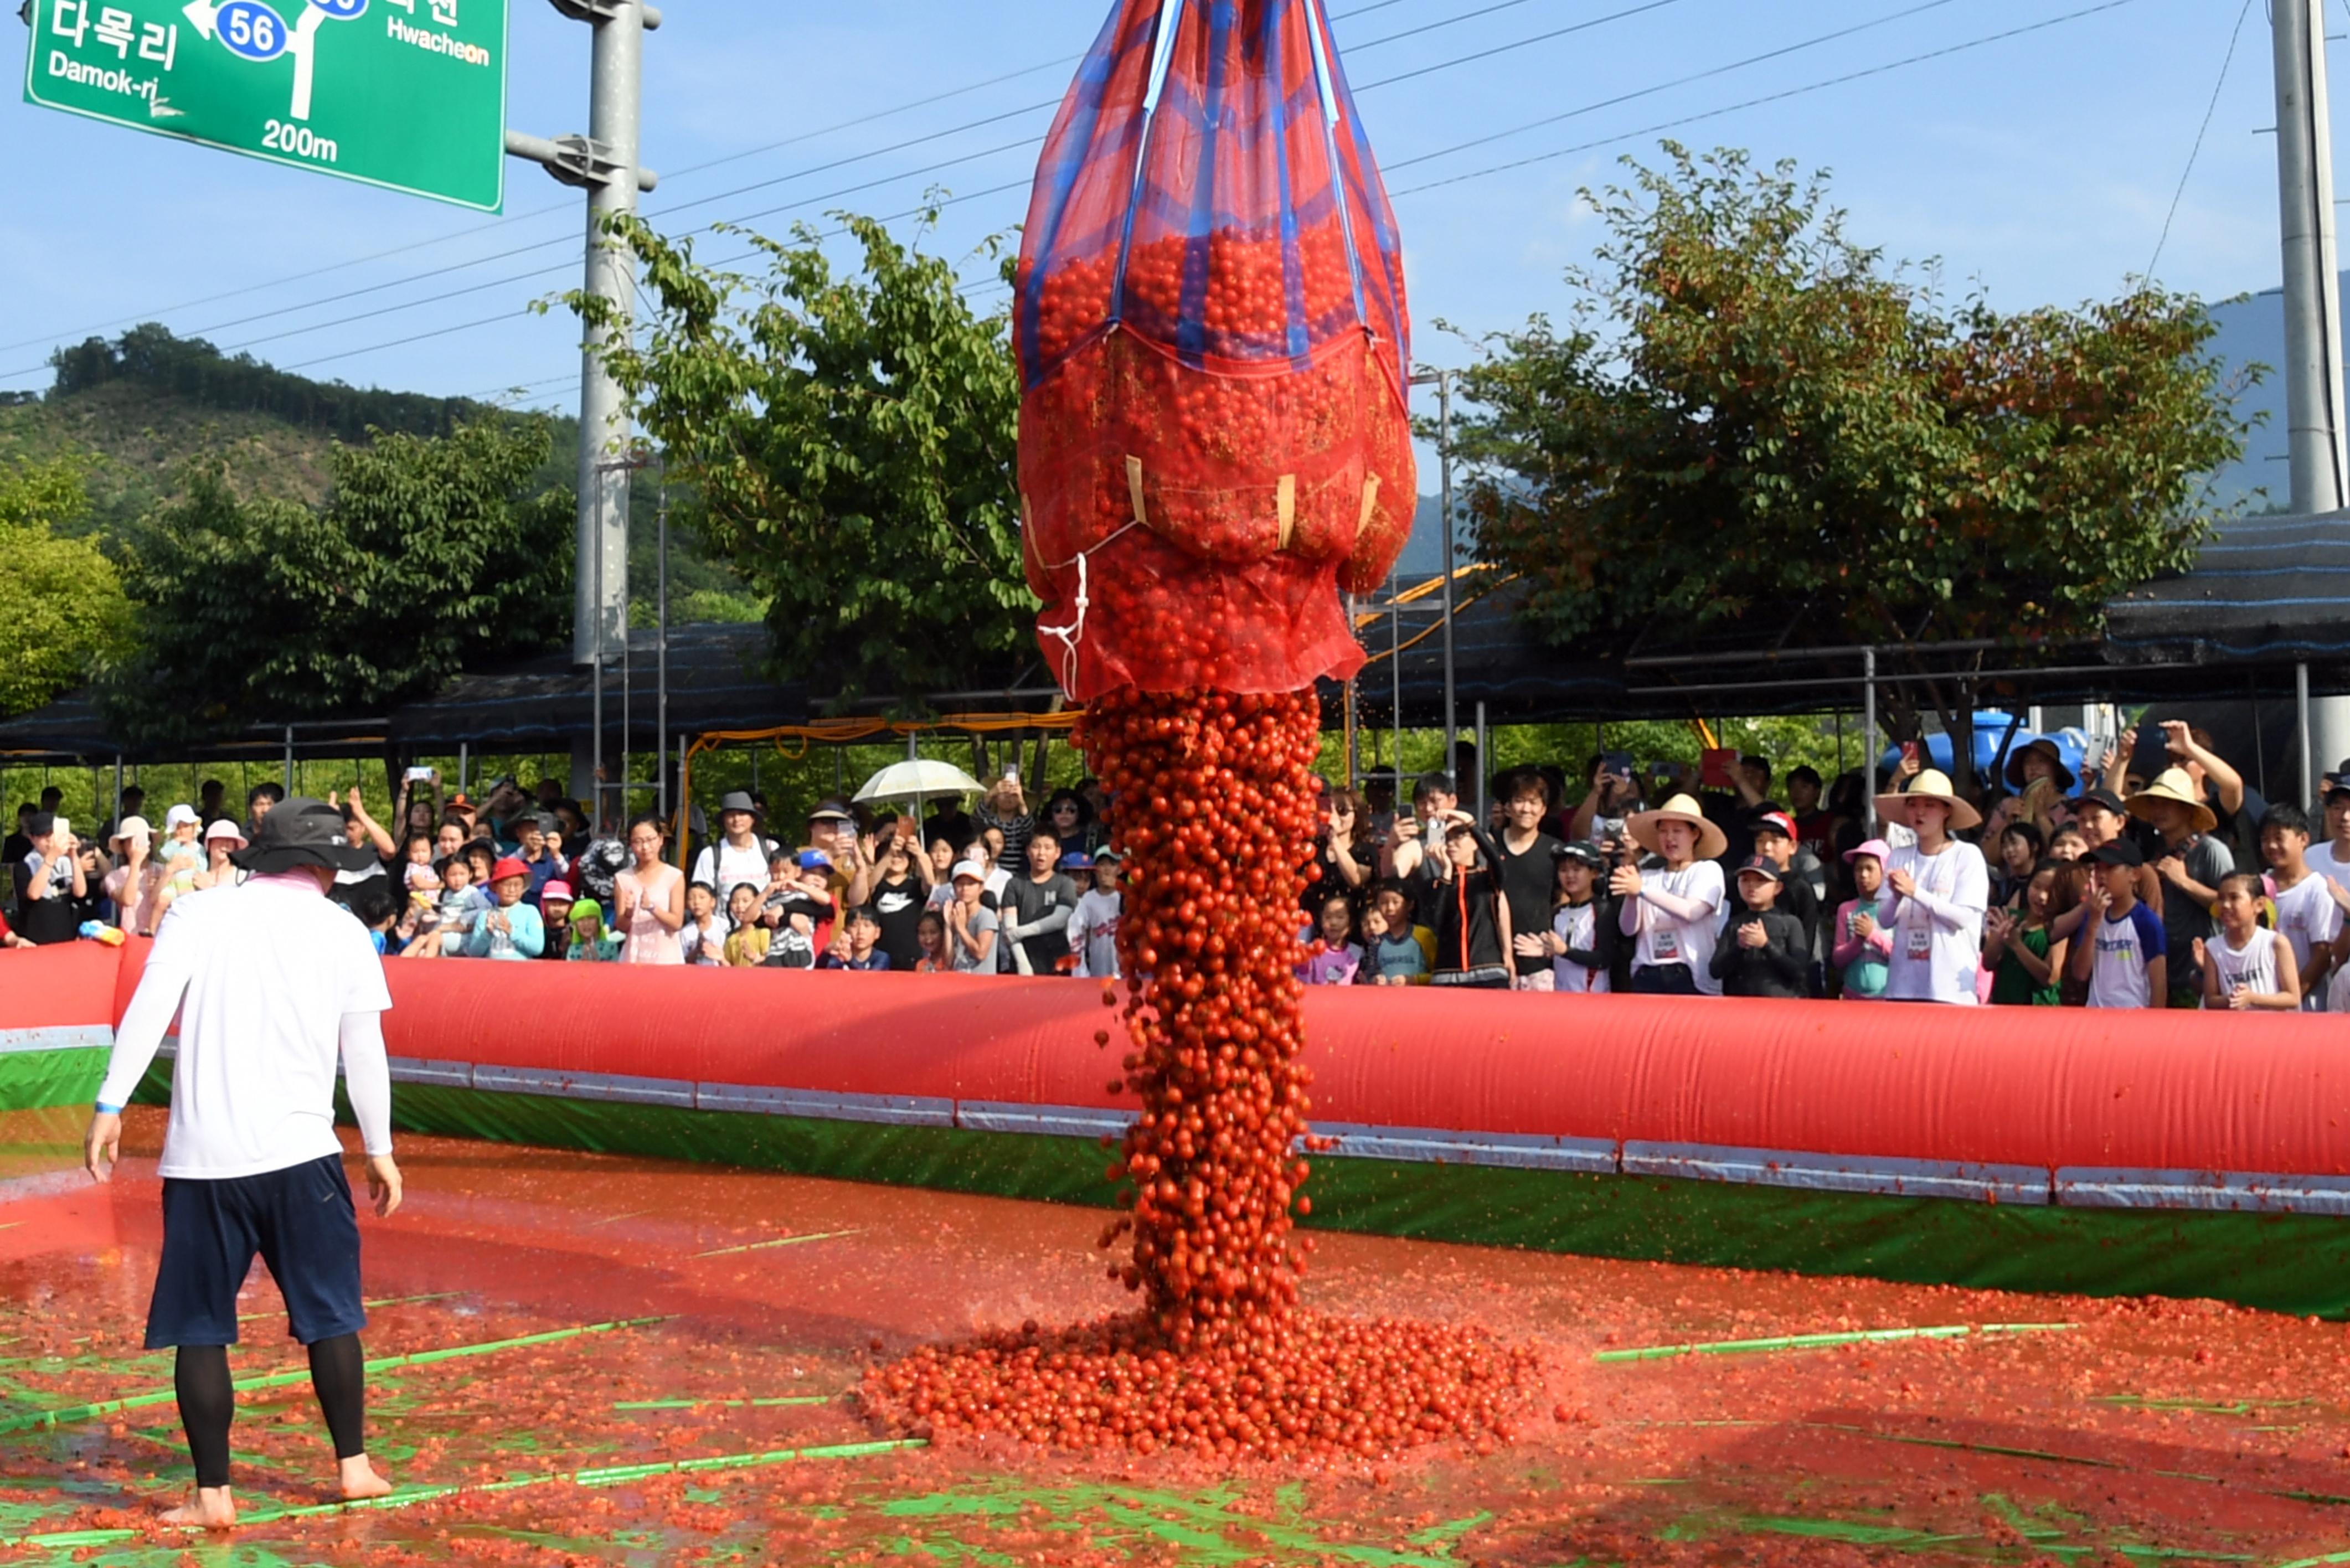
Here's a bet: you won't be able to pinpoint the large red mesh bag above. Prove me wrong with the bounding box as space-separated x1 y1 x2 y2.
1014 0 1416 699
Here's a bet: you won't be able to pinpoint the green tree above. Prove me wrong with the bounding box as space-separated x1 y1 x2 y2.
0 457 136 716
572 209 1031 700
105 420 574 744
1452 145 2247 788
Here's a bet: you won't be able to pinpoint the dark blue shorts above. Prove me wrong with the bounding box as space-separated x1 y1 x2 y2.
145 1155 367 1349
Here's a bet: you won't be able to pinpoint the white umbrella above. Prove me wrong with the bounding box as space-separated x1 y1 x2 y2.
853 759 985 806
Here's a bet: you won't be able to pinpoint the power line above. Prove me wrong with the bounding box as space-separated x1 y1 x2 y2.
2146 0 2255 281
271 180 1031 374
5 0 2094 388
1382 0 1961 171
1387 0 2145 197
4 0 1625 382
0 0 1421 360
1353 0 1685 90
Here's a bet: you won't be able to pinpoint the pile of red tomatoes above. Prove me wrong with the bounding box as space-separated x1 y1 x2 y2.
1017 229 1415 702
868 689 1536 1461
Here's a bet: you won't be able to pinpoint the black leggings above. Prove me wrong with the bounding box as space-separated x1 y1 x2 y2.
176 1334 366 1489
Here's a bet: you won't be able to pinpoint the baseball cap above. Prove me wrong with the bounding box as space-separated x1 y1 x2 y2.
951 859 987 882
1734 854 1783 883
1842 837 1891 864
1552 841 1606 869
164 804 200 829
797 849 833 870
540 880 576 903
1091 847 1122 864
2089 839 2145 868
2076 787 2126 816
1750 810 1797 841
1058 850 1094 871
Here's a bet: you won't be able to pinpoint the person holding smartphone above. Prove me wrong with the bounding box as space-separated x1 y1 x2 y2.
13 812 85 946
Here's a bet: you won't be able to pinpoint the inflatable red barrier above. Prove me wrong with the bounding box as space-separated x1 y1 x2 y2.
60 941 2350 1180
29 939 2350 1313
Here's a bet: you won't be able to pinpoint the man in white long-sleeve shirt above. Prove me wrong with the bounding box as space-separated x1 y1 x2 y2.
83 797 401 1529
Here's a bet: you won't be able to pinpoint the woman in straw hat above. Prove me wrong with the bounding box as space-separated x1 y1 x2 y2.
1875 770 1990 1004
1611 792 1729 995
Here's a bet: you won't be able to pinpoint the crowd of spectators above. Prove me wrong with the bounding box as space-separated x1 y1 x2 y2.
1299 720 2350 1010
7 718 2347 1012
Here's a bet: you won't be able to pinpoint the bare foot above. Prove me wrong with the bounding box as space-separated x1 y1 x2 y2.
338 1454 393 1500
159 1486 235 1529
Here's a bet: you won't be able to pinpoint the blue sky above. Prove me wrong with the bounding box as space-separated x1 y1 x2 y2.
0 0 2313 412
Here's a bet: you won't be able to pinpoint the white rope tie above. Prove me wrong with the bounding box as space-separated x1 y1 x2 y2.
1037 519 1142 695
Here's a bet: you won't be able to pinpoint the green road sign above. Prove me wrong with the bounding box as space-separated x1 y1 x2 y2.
23 0 507 211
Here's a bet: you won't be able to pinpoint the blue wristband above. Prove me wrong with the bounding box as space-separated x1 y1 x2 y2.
94 1101 122 1115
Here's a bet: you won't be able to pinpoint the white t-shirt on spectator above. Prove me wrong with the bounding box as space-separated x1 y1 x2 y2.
2270 871 2342 1001
1552 901 1609 994
1883 839 1988 1005
2310 840 2350 896
2085 902 2165 1009
692 838 774 901
1068 888 1121 979
1631 861 1724 995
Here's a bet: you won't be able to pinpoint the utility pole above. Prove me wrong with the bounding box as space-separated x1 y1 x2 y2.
1408 367 1459 781
2271 0 2350 800
504 0 661 797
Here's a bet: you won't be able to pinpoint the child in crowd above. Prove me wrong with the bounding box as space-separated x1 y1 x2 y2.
946 859 1000 973
566 898 621 962
761 880 832 969
403 854 480 959
401 832 437 894
821 906 890 971
913 909 952 973
680 879 727 965
2070 840 2166 1008
2047 824 2088 862
1830 840 1895 999
536 881 575 961
1068 849 1123 980
2261 804 2341 1007
1710 857 1809 998
2197 871 2302 1010
1615 793 1728 995
1985 862 2067 1005
1515 841 1612 993
1299 893 1363 985
1358 881 1433 984
465 857 545 961
722 884 769 966
1993 821 2044 911
157 804 205 897
1427 818 1512 988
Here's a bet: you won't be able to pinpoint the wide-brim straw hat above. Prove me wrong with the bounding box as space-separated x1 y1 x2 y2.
2003 736 2075 793
1874 770 1983 832
1625 793 1729 860
2126 767 2218 835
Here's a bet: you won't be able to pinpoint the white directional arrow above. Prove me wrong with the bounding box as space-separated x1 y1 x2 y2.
181 0 221 39
149 94 185 118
